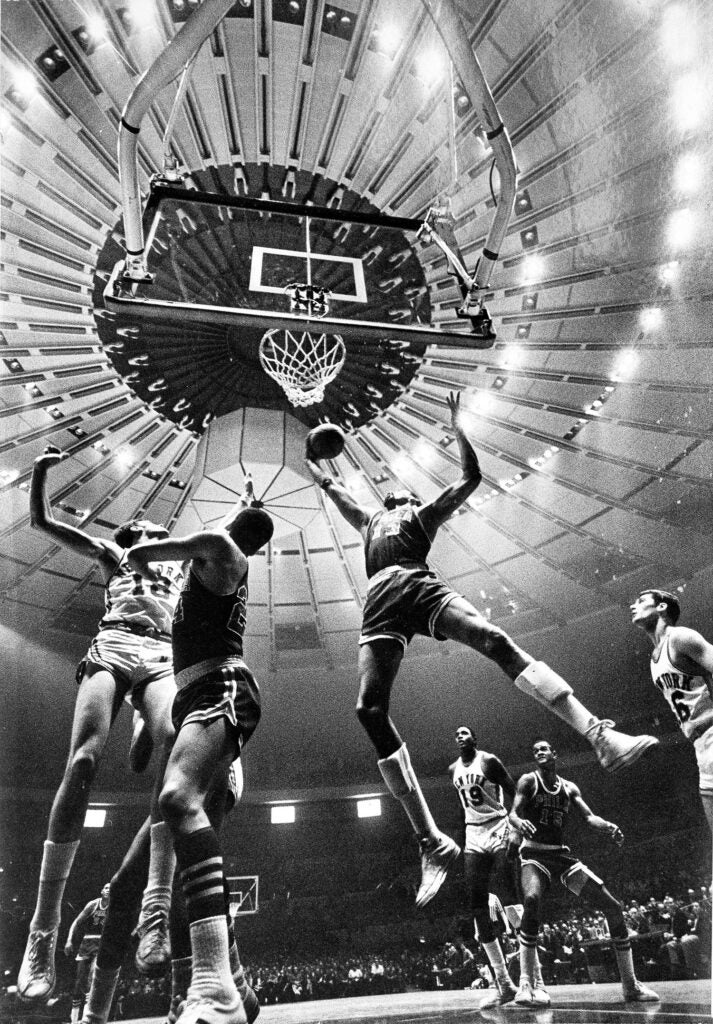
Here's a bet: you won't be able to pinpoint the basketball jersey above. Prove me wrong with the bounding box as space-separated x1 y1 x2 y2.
83 897 107 938
522 771 571 848
364 507 432 579
99 552 183 635
452 751 507 825
172 566 249 675
650 632 713 741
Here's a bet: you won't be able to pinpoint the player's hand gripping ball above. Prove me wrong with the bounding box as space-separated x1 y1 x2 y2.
306 424 345 461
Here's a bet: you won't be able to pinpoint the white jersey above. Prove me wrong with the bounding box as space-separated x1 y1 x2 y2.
99 552 183 636
650 632 713 742
452 750 507 826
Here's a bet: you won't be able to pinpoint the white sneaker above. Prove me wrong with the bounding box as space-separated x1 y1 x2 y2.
135 909 171 975
415 833 460 907
479 979 517 1007
624 980 660 1002
178 995 247 1024
17 927 58 1002
586 719 658 773
514 980 536 1006
532 983 551 1005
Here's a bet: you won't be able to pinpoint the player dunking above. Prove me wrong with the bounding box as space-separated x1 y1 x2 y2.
509 739 659 1006
631 588 713 831
128 495 273 1024
64 885 110 1024
18 449 181 1002
305 393 657 906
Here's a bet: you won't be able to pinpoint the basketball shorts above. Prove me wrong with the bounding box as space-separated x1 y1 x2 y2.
520 844 602 895
76 628 173 705
464 815 510 855
359 566 461 651
173 656 261 750
694 725 713 795
76 935 101 961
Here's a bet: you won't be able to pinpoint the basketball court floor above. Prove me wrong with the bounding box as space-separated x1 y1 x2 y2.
116 980 709 1024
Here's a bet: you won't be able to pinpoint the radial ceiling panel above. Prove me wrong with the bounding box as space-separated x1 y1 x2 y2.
1 0 712 791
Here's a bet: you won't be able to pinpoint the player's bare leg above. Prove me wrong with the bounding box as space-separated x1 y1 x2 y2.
133 678 177 975
357 640 460 907
18 668 120 1002
579 880 659 1003
466 852 517 1008
160 718 246 1024
436 598 658 771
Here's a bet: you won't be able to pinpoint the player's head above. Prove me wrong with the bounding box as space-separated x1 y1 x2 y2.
383 490 421 511
114 520 169 548
229 507 274 556
631 588 681 625
455 725 477 751
532 738 556 767
100 882 111 906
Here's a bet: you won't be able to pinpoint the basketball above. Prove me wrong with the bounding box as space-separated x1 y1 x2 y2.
306 423 345 460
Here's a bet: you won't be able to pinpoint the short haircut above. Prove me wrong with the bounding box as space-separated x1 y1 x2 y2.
532 737 554 752
639 588 681 624
383 491 419 511
114 520 142 549
456 725 477 741
230 507 274 552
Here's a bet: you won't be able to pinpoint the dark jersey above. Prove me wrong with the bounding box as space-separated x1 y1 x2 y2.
522 771 571 847
364 507 432 579
172 566 248 675
70 897 107 946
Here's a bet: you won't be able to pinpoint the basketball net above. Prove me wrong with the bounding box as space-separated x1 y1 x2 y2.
259 326 346 407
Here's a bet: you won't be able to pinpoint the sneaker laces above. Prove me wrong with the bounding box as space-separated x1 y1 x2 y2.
584 718 615 737
135 909 168 940
27 930 54 969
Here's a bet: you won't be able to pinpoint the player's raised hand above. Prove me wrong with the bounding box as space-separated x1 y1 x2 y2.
35 444 64 469
446 391 461 429
608 823 624 847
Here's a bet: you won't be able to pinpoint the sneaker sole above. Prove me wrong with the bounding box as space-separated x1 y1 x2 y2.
17 980 56 1004
603 735 659 773
415 845 461 908
136 952 172 978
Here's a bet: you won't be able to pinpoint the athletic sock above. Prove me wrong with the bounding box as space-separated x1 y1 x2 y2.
378 744 438 840
519 930 538 986
138 822 175 922
551 695 598 735
175 828 236 1005
613 936 637 988
31 840 80 932
80 965 120 1024
70 1001 81 1024
482 939 511 987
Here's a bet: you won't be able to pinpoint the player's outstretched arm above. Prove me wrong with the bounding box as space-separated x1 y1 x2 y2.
304 453 372 534
419 392 482 535
64 901 92 956
508 774 537 838
669 626 713 677
129 531 246 592
30 447 118 564
128 533 207 581
217 474 257 534
570 785 624 846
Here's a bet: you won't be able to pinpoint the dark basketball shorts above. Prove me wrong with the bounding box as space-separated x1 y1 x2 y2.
76 628 173 706
359 566 461 651
76 935 101 961
173 656 261 750
520 843 602 895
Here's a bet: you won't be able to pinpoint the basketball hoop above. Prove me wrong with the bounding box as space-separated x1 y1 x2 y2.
259 327 346 407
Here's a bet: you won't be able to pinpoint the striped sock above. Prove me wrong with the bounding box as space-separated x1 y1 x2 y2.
175 828 237 1006
519 930 538 986
613 935 636 988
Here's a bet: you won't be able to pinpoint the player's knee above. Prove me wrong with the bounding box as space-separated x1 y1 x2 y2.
478 624 516 664
159 779 191 825
355 695 386 728
67 744 102 782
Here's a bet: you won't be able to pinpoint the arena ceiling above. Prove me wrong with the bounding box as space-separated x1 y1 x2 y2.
1 0 712 797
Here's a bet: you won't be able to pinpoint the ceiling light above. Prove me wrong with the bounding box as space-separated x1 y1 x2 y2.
521 294 537 311
115 450 134 467
667 207 695 249
520 254 545 284
671 73 707 131
271 805 295 824
661 4 697 65
357 798 381 818
520 226 539 249
84 808 106 828
6 69 38 110
0 469 20 486
659 260 679 284
390 453 411 476
415 50 444 85
516 190 532 213
612 349 639 380
639 306 662 332
373 23 401 58
674 152 704 194
504 345 524 367
464 391 496 416
516 324 531 339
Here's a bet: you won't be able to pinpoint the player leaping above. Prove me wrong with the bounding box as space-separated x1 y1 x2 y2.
305 393 658 908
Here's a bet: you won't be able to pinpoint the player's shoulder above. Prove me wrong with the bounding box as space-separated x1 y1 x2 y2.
561 776 579 797
518 770 537 789
448 758 458 774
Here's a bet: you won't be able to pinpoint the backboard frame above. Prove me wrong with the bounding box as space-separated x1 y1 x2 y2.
103 182 496 349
